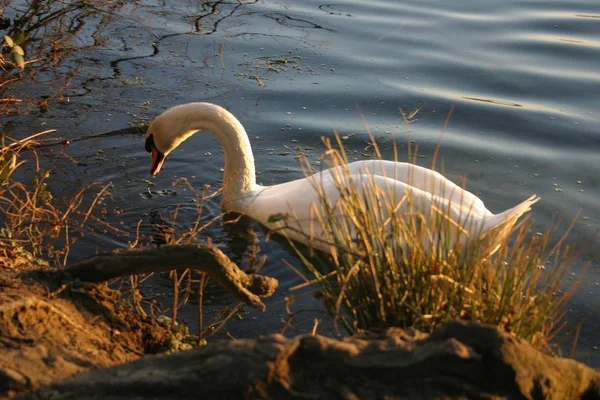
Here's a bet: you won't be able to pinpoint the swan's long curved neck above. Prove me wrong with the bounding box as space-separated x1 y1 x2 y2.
164 103 258 204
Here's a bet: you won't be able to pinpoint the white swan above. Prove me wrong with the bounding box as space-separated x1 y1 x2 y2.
145 102 539 254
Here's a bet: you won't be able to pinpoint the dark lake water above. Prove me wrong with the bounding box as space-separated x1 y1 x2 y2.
3 0 599 364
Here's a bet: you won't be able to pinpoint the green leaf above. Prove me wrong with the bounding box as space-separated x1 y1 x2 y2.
4 35 13 47
12 45 24 56
267 212 290 223
39 182 52 202
12 32 27 45
0 153 16 184
11 52 24 69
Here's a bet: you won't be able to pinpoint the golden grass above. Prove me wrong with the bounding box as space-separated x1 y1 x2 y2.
0 131 114 267
283 134 584 349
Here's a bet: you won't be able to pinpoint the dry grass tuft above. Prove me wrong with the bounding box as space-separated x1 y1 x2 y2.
0 131 113 268
284 134 583 349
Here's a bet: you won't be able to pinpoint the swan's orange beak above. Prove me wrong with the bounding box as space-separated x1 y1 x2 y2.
145 134 165 176
150 148 165 176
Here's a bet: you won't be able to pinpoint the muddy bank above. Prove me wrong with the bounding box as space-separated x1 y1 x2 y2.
23 322 600 400
2 254 599 399
0 244 278 399
0 265 173 398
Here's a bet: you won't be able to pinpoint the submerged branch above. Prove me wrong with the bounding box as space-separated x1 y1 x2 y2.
64 244 278 311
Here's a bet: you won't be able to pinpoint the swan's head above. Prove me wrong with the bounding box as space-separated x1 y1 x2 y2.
145 102 253 180
145 107 192 176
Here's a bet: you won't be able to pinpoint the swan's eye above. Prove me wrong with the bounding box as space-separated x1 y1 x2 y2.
145 134 155 153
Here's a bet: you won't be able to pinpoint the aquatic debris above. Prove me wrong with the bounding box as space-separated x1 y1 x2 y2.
139 189 177 199
250 75 265 87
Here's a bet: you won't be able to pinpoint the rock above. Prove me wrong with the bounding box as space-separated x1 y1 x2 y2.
24 322 600 400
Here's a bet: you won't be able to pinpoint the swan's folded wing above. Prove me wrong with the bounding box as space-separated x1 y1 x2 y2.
342 160 493 218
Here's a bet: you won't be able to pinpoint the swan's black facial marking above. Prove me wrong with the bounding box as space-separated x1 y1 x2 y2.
145 134 155 153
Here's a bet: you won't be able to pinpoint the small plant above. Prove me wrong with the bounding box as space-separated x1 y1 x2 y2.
2 34 26 69
284 134 582 349
0 131 111 267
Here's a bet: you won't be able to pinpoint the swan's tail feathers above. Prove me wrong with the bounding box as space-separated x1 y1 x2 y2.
480 195 540 255
493 194 540 225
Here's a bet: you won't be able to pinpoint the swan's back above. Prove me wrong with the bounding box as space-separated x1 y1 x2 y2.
326 160 492 217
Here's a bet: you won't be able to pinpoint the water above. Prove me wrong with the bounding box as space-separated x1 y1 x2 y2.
2 0 599 363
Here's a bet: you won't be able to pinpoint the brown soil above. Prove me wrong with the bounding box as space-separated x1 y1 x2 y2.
0 265 173 399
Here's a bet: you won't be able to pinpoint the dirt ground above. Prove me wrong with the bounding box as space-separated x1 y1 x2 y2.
0 265 173 399
2 262 599 400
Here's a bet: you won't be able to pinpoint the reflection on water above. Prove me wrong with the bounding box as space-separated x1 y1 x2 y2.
0 0 138 116
2 0 599 364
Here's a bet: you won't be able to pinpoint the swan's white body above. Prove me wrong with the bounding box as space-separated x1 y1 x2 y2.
146 102 539 254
